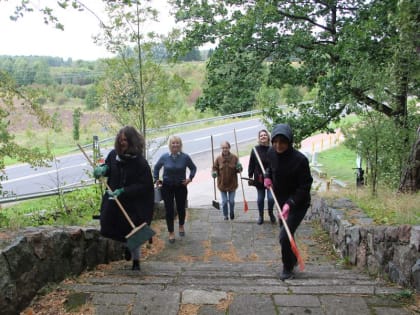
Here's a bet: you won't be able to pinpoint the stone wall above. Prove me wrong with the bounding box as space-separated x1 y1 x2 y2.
0 226 125 315
0 203 166 315
308 195 420 291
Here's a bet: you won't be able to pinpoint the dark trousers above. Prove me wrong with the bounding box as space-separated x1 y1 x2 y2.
279 207 308 271
256 187 274 214
161 184 187 233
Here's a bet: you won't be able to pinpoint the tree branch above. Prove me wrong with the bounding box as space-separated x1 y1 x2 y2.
351 88 395 117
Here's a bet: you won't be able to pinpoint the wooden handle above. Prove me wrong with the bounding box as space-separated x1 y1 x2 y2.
233 129 247 199
77 143 135 228
252 147 292 238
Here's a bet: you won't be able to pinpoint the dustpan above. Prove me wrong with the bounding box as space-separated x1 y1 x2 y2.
77 144 156 251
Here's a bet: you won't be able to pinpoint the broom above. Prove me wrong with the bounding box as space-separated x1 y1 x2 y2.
210 135 220 209
233 128 249 212
252 147 305 271
77 144 155 251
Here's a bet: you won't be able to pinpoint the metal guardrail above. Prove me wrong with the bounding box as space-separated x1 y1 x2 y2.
0 181 97 204
0 106 298 204
1 111 262 204
94 109 263 146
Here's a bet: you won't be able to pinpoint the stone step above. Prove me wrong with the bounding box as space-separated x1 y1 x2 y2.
65 260 401 294
39 207 416 315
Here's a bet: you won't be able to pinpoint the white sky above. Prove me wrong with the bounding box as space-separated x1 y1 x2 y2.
0 1 175 61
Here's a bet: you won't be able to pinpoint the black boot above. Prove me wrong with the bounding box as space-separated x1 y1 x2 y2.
279 269 294 281
132 260 140 271
268 210 276 223
257 210 264 225
124 247 132 261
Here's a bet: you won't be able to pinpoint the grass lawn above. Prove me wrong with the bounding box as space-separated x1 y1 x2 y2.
316 145 357 184
317 145 419 225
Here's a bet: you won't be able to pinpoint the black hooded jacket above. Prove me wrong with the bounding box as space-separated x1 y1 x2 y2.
100 149 154 242
266 124 313 211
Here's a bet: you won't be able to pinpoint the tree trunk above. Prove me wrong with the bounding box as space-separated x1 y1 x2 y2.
399 127 420 193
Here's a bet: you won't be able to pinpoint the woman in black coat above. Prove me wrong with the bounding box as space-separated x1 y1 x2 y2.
264 123 313 281
248 129 275 224
93 126 154 271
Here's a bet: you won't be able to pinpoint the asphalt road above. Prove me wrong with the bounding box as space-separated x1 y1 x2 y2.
0 118 267 199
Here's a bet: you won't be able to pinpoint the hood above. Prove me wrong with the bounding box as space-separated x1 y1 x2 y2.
271 124 293 145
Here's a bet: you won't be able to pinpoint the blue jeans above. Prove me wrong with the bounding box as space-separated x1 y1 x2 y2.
257 188 274 214
220 191 235 217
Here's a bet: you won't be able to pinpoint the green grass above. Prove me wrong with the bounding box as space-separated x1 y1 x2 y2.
0 186 102 229
316 145 357 184
317 145 419 225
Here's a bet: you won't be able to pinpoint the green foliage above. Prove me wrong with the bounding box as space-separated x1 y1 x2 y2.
85 84 101 110
178 47 202 62
345 188 419 225
0 70 53 192
280 84 303 106
342 108 420 194
0 186 102 229
317 145 357 185
72 107 81 141
173 0 419 191
318 146 419 225
196 48 264 114
93 0 192 160
172 0 419 140
0 56 99 86
255 85 280 111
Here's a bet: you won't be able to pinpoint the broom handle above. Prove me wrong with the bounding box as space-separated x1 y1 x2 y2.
77 144 136 229
252 147 295 243
211 135 217 200
233 129 247 201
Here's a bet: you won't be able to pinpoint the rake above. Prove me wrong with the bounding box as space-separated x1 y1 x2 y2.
77 144 155 251
252 147 305 271
210 135 220 210
233 128 249 212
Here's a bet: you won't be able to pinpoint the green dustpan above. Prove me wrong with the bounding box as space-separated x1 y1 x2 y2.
126 222 156 251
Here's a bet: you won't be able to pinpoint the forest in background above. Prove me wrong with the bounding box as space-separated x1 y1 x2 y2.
0 0 418 196
0 53 217 155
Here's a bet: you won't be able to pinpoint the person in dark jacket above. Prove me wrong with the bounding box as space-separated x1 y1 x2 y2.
212 141 242 221
248 129 275 225
264 123 313 280
153 135 197 244
93 126 154 271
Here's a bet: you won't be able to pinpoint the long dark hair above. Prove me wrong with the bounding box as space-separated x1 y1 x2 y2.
115 126 145 156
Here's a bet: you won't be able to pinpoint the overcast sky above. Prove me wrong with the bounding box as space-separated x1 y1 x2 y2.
0 1 174 61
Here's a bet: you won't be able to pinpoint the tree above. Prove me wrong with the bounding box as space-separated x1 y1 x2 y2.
0 71 53 193
195 47 264 114
72 107 81 141
95 1 187 160
172 0 419 191
0 0 95 195
399 127 420 193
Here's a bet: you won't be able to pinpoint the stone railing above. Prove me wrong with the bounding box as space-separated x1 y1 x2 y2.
0 203 167 315
308 195 420 291
0 226 125 315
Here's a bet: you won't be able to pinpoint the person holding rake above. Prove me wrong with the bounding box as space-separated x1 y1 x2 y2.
248 129 276 225
212 141 242 220
93 126 154 271
263 124 313 280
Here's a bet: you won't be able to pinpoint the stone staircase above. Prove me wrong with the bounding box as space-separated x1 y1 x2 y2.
59 206 414 315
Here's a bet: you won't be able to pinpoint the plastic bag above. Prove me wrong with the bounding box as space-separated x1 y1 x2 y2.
154 187 162 203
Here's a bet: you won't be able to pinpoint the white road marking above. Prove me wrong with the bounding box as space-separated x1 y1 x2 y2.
1 162 88 184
